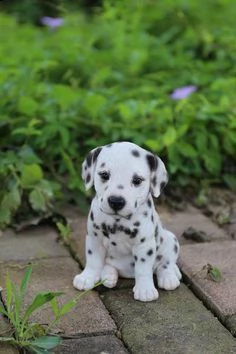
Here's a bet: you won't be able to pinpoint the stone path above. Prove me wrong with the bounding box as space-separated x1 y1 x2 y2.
0 203 235 353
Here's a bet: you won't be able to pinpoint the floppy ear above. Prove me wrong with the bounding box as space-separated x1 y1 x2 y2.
82 146 103 190
146 153 168 198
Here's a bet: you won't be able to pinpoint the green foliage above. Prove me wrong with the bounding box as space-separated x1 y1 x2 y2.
0 0 236 227
0 265 93 353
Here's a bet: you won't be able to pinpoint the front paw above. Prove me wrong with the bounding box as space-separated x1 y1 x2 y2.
101 265 118 288
157 270 180 290
133 284 159 302
73 271 100 291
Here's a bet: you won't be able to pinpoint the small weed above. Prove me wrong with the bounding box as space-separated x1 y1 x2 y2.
194 263 222 283
0 265 96 353
55 221 72 243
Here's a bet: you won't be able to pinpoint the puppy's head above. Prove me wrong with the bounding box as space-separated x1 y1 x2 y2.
82 142 168 219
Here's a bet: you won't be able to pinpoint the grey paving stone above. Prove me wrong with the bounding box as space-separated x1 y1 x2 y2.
0 258 116 337
0 226 68 262
179 241 236 316
101 284 236 354
179 240 236 336
159 204 229 243
55 335 128 354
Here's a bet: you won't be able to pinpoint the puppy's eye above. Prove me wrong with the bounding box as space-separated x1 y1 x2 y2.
132 176 144 186
99 171 110 181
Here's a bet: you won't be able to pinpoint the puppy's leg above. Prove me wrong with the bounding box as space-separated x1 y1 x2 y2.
132 240 159 302
73 234 106 290
155 230 181 290
101 264 118 288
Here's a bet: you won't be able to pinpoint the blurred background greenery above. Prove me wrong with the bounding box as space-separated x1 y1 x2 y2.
0 0 235 228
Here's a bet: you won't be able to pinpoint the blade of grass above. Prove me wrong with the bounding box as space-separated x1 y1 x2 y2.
20 266 33 297
22 292 64 326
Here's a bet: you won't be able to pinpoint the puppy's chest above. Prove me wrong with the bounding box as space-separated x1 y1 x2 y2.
90 216 156 255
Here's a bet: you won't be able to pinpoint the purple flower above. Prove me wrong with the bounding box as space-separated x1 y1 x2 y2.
170 85 197 100
40 17 64 29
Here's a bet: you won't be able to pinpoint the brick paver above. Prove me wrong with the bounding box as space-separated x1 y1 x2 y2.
0 204 236 353
179 240 236 335
102 284 236 354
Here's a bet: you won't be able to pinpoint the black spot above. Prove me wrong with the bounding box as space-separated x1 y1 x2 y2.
110 255 114 260
141 258 146 262
86 174 91 184
134 221 140 227
146 154 158 171
106 143 113 148
130 228 138 239
131 149 140 157
160 236 164 243
102 223 109 238
156 254 162 261
147 199 152 208
93 147 102 163
105 186 108 191
94 232 98 237
156 245 159 251
154 225 158 238
166 261 170 265
131 262 135 267
111 241 117 246
93 223 100 230
90 211 94 221
135 201 138 208
127 213 132 220
86 153 93 167
140 237 145 243
160 181 167 191
134 255 138 262
118 225 124 232
151 214 154 222
174 244 178 253
88 249 92 255
84 165 87 171
152 176 157 187
116 218 120 222
147 249 153 256
100 162 106 168
163 264 168 269
143 211 148 217
117 185 124 189
124 228 131 235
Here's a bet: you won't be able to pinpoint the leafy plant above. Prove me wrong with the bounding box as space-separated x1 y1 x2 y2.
0 266 92 353
0 0 235 228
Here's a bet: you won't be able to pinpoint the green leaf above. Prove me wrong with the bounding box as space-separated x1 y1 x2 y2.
29 189 47 212
50 297 60 317
1 186 21 213
59 298 77 316
21 164 43 186
18 96 39 116
162 127 177 147
6 272 13 312
20 266 33 297
0 209 11 227
208 266 222 282
223 174 236 192
177 142 198 158
31 335 62 350
23 292 64 324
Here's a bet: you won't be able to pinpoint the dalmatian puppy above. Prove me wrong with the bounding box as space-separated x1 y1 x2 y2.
73 142 181 302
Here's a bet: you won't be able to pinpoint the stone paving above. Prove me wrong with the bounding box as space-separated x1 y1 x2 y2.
0 203 236 353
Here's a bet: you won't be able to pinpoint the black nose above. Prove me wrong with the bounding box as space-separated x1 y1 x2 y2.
108 196 126 211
